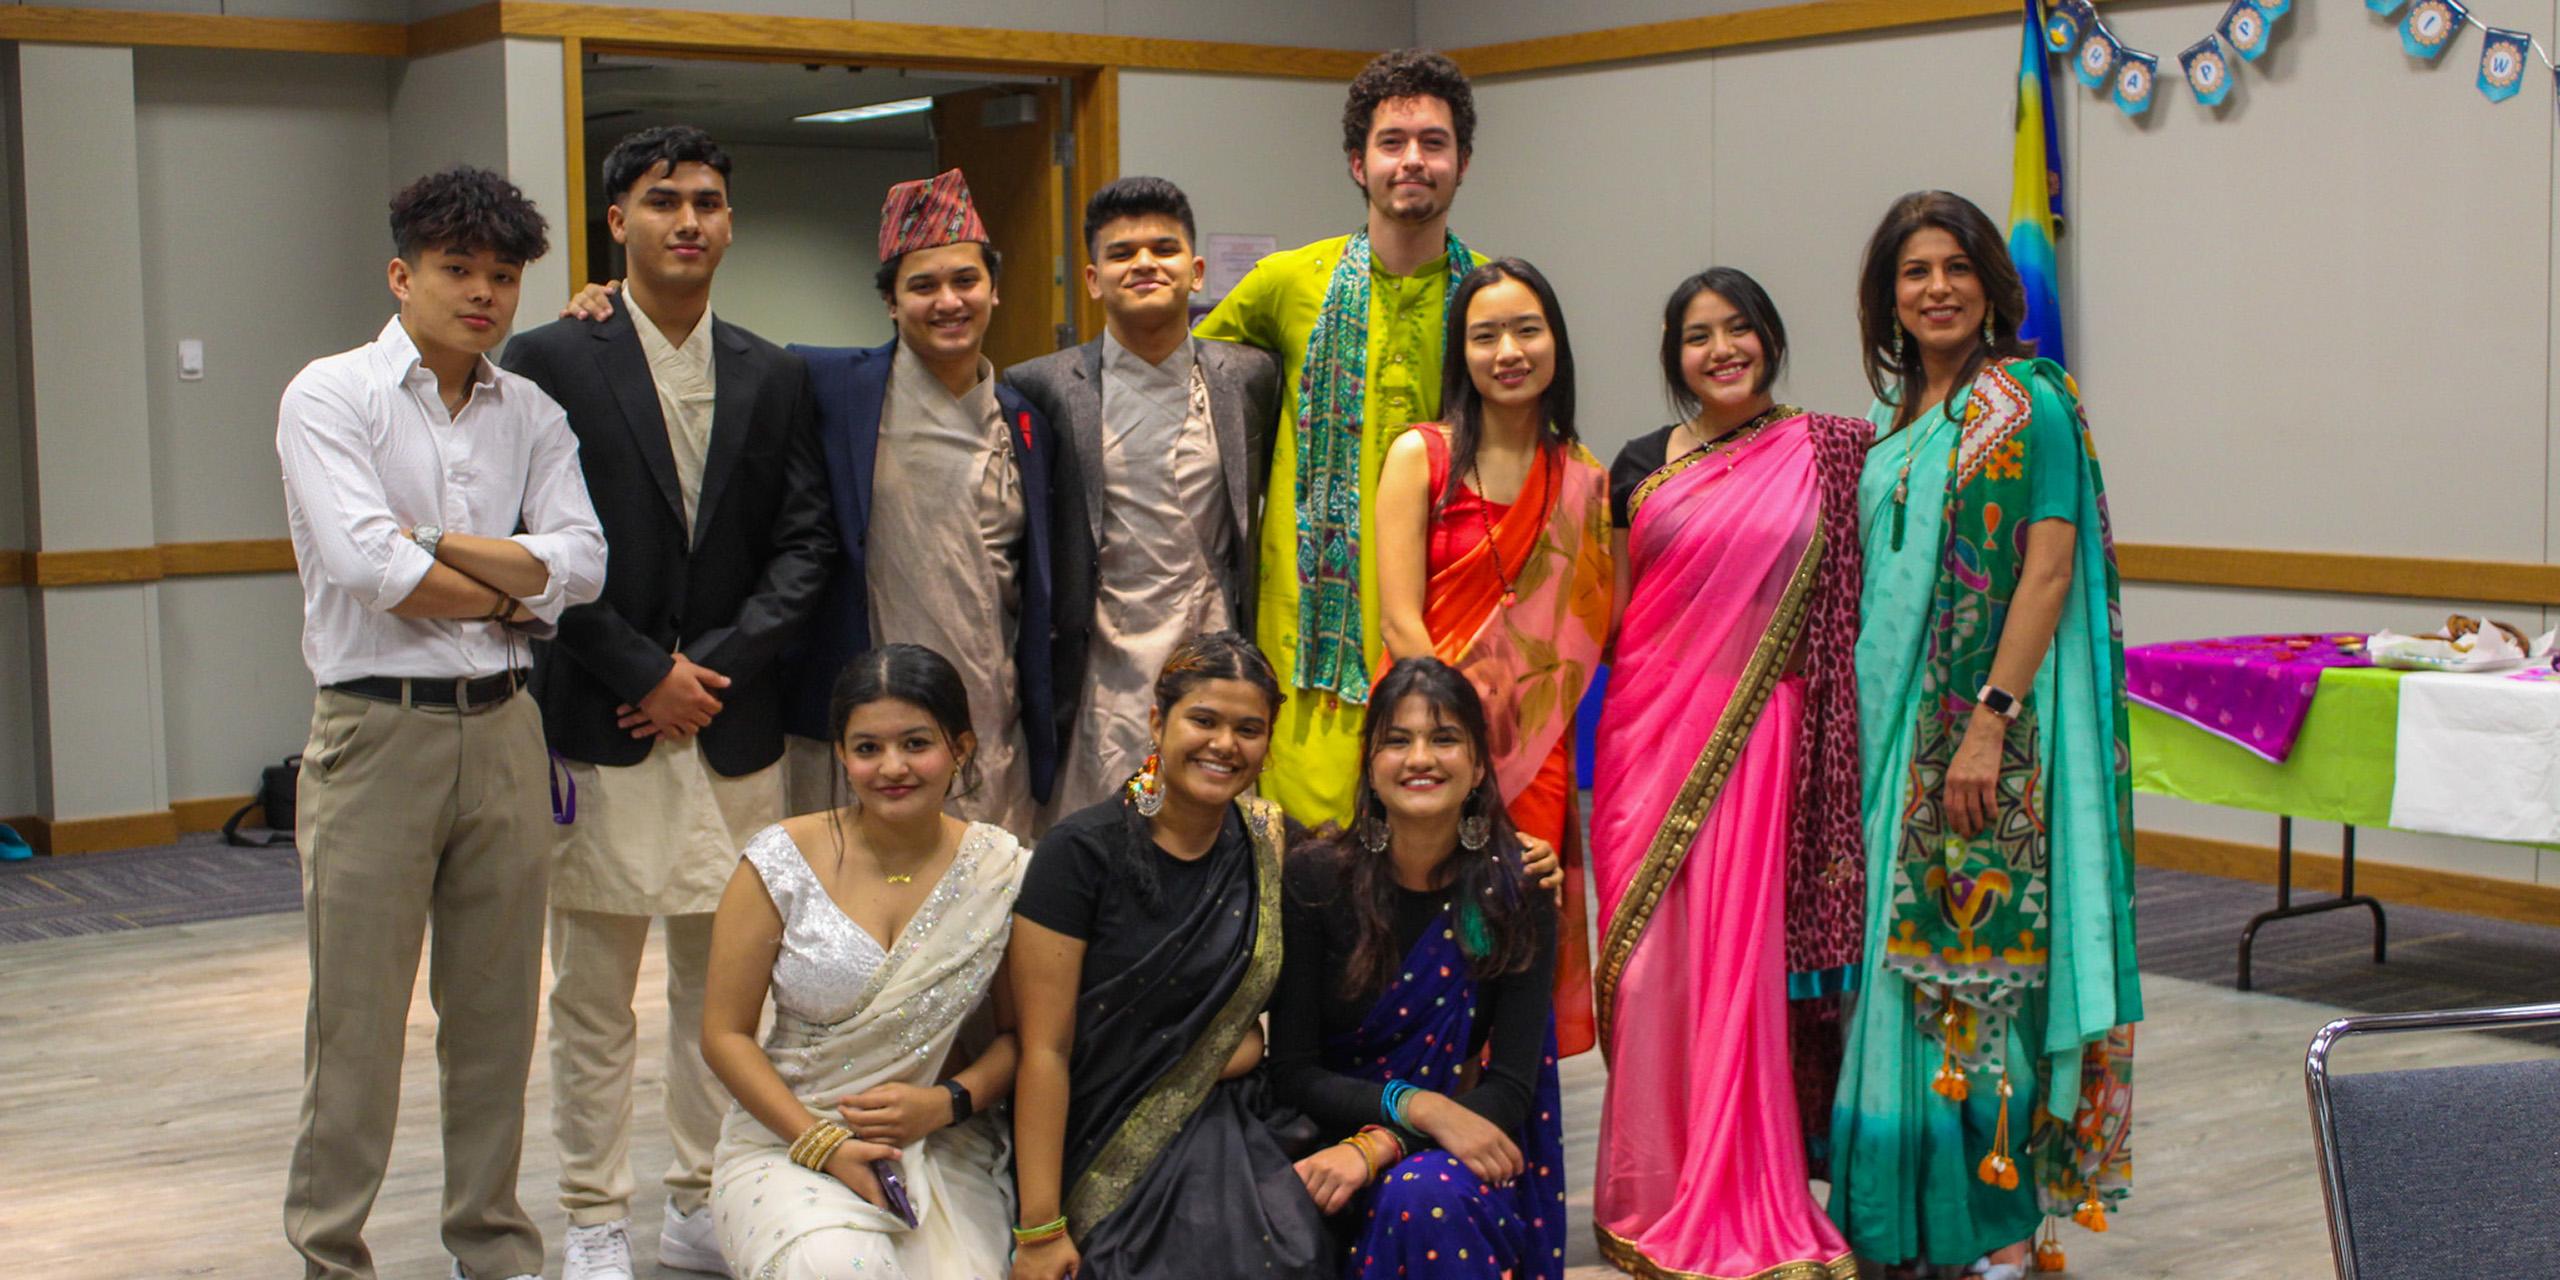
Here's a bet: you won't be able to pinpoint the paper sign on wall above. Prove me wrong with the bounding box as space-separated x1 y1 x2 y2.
1203 233 1278 303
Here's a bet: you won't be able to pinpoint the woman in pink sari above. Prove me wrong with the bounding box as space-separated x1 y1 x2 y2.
1590 268 1867 1279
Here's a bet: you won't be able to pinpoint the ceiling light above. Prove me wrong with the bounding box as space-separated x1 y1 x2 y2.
794 96 933 124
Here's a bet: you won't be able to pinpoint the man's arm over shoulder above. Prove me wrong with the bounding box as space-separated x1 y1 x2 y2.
1193 253 1288 349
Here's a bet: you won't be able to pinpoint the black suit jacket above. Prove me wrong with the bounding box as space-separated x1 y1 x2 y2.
789 340 1066 806
501 308 837 775
1001 336 1279 758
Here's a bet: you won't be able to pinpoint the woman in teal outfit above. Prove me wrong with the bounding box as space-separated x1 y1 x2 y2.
1826 190 2139 1280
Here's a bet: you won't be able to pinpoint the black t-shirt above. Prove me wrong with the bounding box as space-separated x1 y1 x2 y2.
1609 424 1693 529
1014 800 1241 986
1268 846 1556 1140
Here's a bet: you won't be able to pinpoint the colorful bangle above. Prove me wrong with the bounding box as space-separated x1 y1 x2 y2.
1357 1124 1405 1174
1012 1214 1070 1244
1380 1079 1418 1130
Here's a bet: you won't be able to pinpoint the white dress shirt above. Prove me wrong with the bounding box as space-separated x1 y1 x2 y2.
277 316 607 686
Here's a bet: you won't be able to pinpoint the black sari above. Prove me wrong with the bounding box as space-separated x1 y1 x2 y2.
1031 796 1329 1279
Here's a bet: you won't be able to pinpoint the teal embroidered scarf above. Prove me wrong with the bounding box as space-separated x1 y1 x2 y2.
1292 227 1476 701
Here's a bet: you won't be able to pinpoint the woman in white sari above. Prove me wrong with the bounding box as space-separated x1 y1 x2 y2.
702 644 1029 1279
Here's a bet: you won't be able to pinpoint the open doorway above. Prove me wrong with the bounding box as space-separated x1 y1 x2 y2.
580 52 1075 368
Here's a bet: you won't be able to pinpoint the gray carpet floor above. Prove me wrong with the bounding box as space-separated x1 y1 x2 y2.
10 830 2560 1037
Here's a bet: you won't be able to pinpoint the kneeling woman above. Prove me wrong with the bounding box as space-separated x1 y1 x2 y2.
1271 657 1566 1280
1008 632 1332 1280
700 644 1028 1278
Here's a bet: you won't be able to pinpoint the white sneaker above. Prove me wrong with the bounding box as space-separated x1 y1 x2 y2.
448 1264 538 1280
561 1218 636 1280
657 1200 731 1275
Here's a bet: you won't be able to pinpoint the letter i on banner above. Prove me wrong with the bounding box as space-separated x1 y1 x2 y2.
2182 35 2234 106
2220 0 2272 63
2401 0 2468 60
2478 28 2531 102
2114 50 2160 115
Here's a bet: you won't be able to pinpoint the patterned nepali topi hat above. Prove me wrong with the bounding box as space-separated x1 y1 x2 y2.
878 168 989 262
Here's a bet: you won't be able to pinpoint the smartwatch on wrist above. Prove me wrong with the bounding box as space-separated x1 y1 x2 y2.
1976 683 2021 723
941 1079 973 1125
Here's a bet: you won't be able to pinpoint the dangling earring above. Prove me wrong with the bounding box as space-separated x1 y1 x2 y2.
1357 795 1390 854
1895 319 1911 362
1127 749 1165 817
1982 309 1996 346
1458 792 1492 852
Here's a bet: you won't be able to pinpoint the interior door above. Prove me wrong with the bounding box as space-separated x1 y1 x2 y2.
933 84 1066 371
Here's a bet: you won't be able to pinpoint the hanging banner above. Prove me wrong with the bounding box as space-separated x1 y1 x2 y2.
2183 35 2234 106
2114 49 2161 115
2255 0 2290 13
2221 0 2272 62
2047 0 2094 54
2366 0 2406 13
2478 27 2532 102
2075 26 2124 89
2401 0 2468 61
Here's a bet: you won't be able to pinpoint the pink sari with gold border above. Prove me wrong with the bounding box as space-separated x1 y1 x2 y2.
1590 415 1866 1279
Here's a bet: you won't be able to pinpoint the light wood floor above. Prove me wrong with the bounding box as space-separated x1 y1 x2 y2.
5 910 2545 1279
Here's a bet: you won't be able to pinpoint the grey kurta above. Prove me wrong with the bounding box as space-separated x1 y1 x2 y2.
1049 332 1234 817
553 309 784 916
866 340 1035 834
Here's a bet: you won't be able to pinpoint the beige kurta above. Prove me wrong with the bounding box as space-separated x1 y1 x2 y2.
1048 333 1233 818
866 340 1036 834
553 309 785 916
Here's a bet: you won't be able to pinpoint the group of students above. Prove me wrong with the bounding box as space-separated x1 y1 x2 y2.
271 40 2135 1280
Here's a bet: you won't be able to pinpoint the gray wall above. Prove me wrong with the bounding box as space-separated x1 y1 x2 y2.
709 142 935 350
1121 70 1363 266
0 51 30 820
133 46 393 801
1452 0 2560 885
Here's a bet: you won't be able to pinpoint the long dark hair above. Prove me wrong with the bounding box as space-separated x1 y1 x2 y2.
1856 190 2035 431
1436 257 1577 515
1324 658 1538 1000
823 644 977 847
1114 631 1284 910
1659 266 1790 422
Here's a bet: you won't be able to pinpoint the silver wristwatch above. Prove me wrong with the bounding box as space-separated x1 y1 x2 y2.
412 524 444 560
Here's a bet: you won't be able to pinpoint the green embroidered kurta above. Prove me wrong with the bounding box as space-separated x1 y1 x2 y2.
1195 235 1469 824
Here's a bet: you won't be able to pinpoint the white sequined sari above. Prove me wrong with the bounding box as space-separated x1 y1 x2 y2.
711 821 1027 1280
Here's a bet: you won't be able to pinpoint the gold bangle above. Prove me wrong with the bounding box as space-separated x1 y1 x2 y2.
1012 1214 1069 1244
1357 1124 1405 1174
804 1127 851 1172
791 1120 851 1172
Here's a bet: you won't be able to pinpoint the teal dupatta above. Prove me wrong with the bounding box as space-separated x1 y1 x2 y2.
1828 359 2139 1266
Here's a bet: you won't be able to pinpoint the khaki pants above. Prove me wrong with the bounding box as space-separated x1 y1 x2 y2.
548 907 727 1224
282 687 551 1280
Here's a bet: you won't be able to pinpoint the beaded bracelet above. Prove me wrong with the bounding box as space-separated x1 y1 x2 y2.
1012 1214 1070 1245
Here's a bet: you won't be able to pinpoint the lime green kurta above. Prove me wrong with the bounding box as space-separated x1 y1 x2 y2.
1195 235 1466 824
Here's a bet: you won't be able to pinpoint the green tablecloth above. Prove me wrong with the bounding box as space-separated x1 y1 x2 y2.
2129 665 2401 828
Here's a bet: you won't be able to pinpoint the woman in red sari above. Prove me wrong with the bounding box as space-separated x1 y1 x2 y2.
1375 257 1612 1058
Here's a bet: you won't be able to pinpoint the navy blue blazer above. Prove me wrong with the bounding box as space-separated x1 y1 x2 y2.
786 340 1063 806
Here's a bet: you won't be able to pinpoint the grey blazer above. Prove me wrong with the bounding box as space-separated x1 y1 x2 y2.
1002 335 1280 748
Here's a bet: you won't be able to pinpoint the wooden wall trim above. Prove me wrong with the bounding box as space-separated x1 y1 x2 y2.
2118 543 2560 608
11 807 184 857
0 549 24 588
22 539 298 586
1447 0 2010 77
0 5 405 57
562 35 588 279
496 2 1371 79
2137 828 2560 929
408 3 506 58
31 546 164 588
1070 65 1121 344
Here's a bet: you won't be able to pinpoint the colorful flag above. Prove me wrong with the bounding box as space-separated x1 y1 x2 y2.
2012 1 2069 369
2115 50 2161 115
2221 0 2273 62
2183 34 2235 105
2478 27 2531 101
2401 0 2468 60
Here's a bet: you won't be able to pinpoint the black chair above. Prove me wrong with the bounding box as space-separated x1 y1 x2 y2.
2304 1003 2560 1279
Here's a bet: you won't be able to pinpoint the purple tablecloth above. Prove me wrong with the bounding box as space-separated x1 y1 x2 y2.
2125 633 2372 762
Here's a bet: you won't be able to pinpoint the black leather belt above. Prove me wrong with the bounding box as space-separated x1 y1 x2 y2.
330 669 529 711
